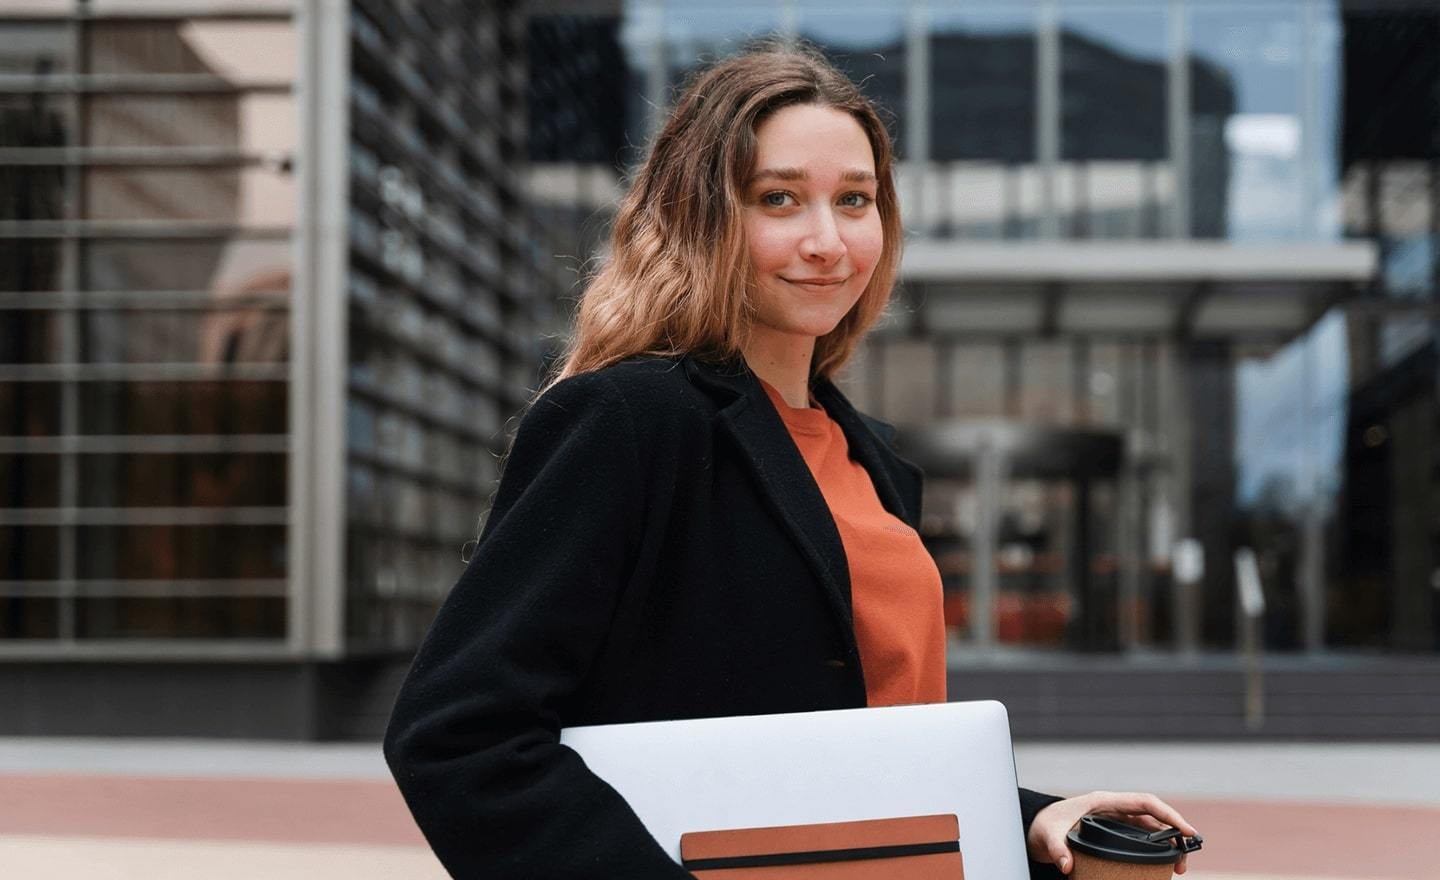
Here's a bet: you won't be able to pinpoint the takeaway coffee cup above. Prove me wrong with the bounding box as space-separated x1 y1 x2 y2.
1065 816 1203 879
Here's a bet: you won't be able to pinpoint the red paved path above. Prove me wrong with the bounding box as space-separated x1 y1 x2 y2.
0 774 424 847
1169 798 1434 879
1 774 1434 879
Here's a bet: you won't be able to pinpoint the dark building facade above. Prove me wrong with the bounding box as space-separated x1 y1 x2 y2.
0 0 558 738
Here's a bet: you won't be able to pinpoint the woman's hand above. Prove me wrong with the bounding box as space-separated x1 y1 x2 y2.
1026 790 1198 875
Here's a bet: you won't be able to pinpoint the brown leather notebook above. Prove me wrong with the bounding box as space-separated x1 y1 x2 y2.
680 813 964 879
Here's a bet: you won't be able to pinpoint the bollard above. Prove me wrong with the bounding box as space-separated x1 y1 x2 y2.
1233 547 1266 731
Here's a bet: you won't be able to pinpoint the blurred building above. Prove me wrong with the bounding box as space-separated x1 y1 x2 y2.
0 0 558 737
2 0 1437 740
524 0 1440 737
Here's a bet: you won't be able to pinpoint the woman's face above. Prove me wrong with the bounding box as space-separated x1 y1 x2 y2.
741 103 883 352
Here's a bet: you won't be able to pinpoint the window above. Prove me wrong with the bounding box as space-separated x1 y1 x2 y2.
76 597 286 639
1059 6 1169 238
79 380 288 434
84 239 291 293
78 452 286 507
84 167 296 227
77 524 286 579
87 20 296 81
86 93 296 152
77 308 290 364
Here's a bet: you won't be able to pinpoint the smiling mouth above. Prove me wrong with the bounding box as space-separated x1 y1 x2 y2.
783 276 849 288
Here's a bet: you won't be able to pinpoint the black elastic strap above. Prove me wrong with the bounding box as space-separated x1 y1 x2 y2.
683 839 959 871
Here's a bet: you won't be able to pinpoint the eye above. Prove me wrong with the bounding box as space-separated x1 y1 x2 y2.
760 191 796 208
839 192 874 209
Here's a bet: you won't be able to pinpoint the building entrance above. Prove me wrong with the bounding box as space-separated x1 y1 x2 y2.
901 422 1133 652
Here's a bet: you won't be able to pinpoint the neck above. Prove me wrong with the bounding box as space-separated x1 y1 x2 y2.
742 330 815 408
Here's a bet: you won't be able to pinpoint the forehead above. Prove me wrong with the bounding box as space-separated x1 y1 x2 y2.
750 104 876 176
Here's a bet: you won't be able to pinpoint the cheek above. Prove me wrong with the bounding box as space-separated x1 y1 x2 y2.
743 216 793 272
846 216 885 274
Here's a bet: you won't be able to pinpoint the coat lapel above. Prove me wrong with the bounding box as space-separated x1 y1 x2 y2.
684 357 858 644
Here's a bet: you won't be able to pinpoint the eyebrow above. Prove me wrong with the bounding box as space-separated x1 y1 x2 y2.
747 167 878 185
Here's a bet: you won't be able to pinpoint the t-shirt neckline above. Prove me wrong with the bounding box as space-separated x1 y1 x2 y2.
758 378 830 437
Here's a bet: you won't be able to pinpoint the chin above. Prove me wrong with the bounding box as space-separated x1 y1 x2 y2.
777 308 849 337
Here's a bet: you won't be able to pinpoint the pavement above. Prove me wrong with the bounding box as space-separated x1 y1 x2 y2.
0 738 1435 879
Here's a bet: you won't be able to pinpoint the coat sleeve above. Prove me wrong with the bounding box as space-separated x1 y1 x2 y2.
383 373 694 879
1020 787 1067 880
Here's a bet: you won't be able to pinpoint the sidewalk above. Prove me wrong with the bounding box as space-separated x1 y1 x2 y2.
1013 743 1440 880
0 738 1435 879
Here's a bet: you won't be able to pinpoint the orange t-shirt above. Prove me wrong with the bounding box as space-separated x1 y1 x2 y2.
761 380 946 707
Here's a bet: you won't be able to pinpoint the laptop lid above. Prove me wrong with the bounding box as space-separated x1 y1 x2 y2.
560 699 1030 880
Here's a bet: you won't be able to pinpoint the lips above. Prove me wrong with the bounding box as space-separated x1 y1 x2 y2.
783 276 849 288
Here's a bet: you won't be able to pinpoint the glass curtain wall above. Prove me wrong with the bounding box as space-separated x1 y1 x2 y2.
2 4 295 642
1189 2 1309 241
344 1 547 652
857 334 1167 653
663 3 785 99
1224 0 1438 654
518 1 1438 656
1058 4 1170 239
795 4 906 149
1330 0 1439 651
926 4 1039 239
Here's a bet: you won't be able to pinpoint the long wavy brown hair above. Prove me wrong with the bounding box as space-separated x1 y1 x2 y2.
545 43 902 388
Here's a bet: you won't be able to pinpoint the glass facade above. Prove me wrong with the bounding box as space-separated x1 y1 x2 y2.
1058 5 1169 239
526 0 1440 658
344 0 550 652
3 0 1436 665
1 0 557 655
2 3 294 643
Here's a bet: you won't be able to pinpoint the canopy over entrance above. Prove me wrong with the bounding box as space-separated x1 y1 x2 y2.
897 241 1379 341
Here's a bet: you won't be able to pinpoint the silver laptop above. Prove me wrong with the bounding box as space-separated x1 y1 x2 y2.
561 699 1030 879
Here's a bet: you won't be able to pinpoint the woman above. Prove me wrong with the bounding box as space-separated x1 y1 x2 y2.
384 45 1195 879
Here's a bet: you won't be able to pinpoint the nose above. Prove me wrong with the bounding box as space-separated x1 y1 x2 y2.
801 209 846 265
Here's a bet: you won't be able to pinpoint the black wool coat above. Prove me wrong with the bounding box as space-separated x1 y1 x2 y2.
384 354 1064 879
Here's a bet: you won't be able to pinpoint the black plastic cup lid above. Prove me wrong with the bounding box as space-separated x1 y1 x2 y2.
1066 816 1204 865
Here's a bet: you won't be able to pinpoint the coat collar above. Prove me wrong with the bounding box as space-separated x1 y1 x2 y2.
681 355 917 660
681 355 914 519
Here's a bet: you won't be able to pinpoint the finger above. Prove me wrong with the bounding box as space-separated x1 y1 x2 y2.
1141 797 1196 836
1037 829 1075 875
1124 815 1168 832
1087 808 1167 831
1053 845 1074 876
1090 793 1197 836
